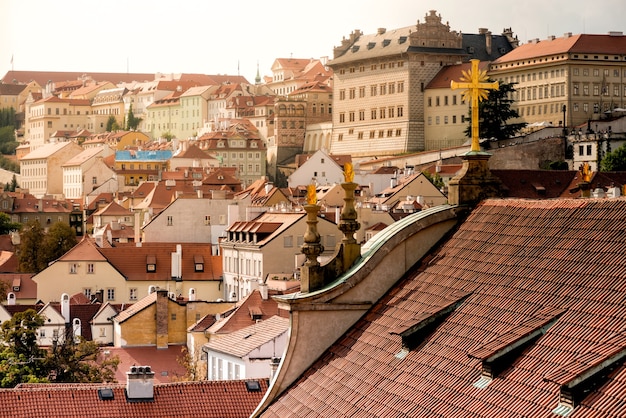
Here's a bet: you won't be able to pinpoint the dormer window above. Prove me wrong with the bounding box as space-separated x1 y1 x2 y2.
194 255 204 272
146 255 156 273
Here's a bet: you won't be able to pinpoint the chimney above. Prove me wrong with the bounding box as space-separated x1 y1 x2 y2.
485 30 492 55
188 288 196 301
259 280 268 300
126 366 155 401
61 293 70 323
265 182 273 195
156 290 169 349
134 211 141 243
7 293 15 305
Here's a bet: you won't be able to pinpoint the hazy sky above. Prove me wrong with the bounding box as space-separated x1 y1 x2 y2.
2 0 624 83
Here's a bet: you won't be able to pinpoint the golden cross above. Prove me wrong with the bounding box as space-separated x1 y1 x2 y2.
450 59 499 152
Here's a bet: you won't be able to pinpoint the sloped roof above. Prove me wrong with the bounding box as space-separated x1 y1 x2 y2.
99 243 222 282
208 289 286 335
206 315 289 358
58 238 107 262
0 379 269 418
262 197 626 417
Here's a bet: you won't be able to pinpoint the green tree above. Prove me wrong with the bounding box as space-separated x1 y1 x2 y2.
422 170 445 190
126 104 142 131
0 309 47 387
106 115 120 132
9 174 18 192
17 220 47 273
0 310 119 387
600 143 626 171
464 81 526 141
0 212 21 235
47 335 119 384
42 222 77 263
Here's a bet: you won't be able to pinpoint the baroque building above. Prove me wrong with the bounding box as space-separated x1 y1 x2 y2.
328 10 466 158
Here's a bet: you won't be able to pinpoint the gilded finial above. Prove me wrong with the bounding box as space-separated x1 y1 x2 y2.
581 162 592 182
306 183 317 205
344 162 354 183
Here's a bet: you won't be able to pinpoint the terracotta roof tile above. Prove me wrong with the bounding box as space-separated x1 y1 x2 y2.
262 197 626 417
0 378 268 418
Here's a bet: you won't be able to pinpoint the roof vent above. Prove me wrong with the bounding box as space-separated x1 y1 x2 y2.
545 332 626 412
469 307 565 388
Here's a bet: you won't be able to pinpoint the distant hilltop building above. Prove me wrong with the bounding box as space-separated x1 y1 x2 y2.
328 10 516 158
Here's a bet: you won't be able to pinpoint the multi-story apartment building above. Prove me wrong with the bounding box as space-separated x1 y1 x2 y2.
113 149 171 189
490 32 626 131
178 85 216 140
20 141 84 198
62 145 115 199
91 87 127 127
196 120 266 187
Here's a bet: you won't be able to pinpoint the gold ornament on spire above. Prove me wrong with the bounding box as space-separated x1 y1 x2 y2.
344 162 354 183
451 59 499 152
306 183 317 205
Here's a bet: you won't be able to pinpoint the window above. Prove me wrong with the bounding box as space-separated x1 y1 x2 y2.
167 216 173 226
40 329 46 338
339 89 345 100
397 81 404 93
359 86 365 98
92 176 97 184
106 288 115 301
205 215 210 225
147 255 156 272
371 109 377 120
99 327 106 337
370 85 377 96
339 113 345 123
87 263 94 274
579 145 584 156
69 263 78 274
171 313 177 320
129 288 138 301
284 236 293 247
587 145 592 156
83 288 92 299
349 88 355 99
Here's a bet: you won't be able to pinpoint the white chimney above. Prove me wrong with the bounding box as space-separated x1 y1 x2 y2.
7 292 15 305
61 293 70 323
259 280 268 300
126 366 155 400
265 182 273 194
189 288 196 301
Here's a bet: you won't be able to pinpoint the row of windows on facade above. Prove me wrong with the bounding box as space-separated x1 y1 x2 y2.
338 81 406 100
572 83 626 97
579 144 594 156
213 151 262 159
224 233 336 248
33 120 104 130
11 215 64 224
499 67 626 84
337 129 403 141
338 106 405 123
337 60 406 75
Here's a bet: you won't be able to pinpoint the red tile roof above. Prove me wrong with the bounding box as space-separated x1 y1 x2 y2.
0 378 269 418
261 197 626 417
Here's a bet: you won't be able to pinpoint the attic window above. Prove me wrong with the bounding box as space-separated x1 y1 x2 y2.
545 332 626 413
245 380 261 392
468 307 565 388
146 255 156 273
390 291 471 354
351 45 360 53
98 387 114 400
194 255 204 272
367 42 376 50
398 36 407 44
382 39 391 47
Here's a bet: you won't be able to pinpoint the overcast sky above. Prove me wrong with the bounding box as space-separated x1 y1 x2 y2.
2 0 624 83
